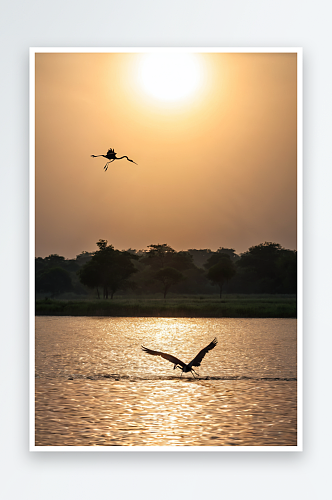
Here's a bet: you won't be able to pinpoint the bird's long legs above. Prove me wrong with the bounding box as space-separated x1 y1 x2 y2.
104 159 115 171
175 366 199 379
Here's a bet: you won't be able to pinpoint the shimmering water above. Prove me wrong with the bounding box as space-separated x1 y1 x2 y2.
35 317 297 447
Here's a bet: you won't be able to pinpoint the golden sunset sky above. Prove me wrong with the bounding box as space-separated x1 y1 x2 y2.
35 51 297 258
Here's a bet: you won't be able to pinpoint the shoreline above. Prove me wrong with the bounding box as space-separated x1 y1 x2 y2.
35 296 297 318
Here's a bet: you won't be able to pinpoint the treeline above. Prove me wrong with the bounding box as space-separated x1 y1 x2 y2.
35 240 297 299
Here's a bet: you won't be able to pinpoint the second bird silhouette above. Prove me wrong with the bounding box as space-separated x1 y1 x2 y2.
91 147 137 171
141 338 218 378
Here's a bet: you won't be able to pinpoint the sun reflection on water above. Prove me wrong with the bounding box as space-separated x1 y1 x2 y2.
35 317 297 446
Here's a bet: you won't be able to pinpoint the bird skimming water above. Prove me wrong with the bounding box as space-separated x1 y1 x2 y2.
141 338 218 378
91 147 137 171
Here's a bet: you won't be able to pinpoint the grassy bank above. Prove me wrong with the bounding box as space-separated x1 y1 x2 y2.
35 295 296 318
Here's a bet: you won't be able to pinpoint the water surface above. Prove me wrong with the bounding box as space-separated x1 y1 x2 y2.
35 317 297 447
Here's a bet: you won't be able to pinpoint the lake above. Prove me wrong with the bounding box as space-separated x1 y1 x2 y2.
34 316 297 448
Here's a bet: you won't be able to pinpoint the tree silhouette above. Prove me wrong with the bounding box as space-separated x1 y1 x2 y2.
237 242 294 293
205 248 238 269
146 244 176 268
206 255 236 298
277 249 297 293
36 267 73 298
154 267 184 299
78 260 102 298
78 240 138 299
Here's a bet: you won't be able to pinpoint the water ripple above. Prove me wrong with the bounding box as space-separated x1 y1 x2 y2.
60 374 297 382
35 317 297 447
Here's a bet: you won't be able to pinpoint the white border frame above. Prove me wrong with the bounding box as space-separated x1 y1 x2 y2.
29 47 302 452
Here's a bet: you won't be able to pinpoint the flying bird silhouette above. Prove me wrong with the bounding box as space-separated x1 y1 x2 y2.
141 338 218 378
91 147 137 171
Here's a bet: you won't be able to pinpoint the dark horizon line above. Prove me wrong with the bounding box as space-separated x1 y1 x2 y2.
35 240 298 261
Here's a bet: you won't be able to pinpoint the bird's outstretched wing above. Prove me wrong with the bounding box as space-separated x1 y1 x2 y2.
188 338 218 368
141 346 186 368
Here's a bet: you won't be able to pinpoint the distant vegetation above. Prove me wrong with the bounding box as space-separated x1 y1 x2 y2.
35 295 296 318
35 240 297 301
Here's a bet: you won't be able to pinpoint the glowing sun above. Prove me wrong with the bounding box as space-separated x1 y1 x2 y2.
139 53 202 101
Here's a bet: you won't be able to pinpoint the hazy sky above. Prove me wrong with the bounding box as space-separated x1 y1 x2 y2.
35 51 297 259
